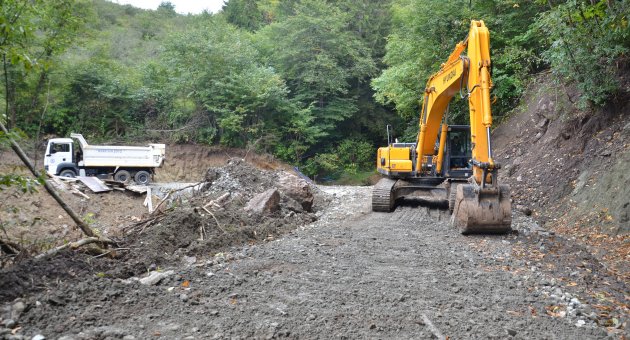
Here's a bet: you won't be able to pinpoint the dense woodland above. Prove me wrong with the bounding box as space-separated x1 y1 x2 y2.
0 0 628 180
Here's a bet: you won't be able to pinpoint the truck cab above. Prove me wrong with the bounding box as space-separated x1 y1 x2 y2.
44 138 78 177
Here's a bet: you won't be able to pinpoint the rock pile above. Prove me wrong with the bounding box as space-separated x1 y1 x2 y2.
125 159 320 270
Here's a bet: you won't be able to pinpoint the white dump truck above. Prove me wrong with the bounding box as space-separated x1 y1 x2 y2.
44 133 165 185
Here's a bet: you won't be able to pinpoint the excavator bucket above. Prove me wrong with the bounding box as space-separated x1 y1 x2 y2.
451 184 512 234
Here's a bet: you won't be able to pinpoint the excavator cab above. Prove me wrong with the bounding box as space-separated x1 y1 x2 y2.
443 125 472 179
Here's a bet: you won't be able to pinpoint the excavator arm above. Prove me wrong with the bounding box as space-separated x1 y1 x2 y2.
416 20 495 185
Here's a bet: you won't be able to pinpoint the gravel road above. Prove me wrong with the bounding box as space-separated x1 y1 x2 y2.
4 185 626 339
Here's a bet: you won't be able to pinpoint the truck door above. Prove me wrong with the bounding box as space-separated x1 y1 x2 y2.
45 142 73 176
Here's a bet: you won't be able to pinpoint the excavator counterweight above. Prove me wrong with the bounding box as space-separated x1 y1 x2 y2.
373 20 511 234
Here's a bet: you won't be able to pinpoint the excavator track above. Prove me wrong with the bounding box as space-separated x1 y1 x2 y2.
372 178 397 212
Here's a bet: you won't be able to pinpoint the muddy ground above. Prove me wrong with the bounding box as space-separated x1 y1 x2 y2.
0 182 628 339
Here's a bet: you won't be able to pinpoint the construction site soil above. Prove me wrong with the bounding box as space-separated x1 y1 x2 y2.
0 74 628 339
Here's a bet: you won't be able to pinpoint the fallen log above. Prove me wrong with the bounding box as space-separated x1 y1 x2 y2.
35 237 116 259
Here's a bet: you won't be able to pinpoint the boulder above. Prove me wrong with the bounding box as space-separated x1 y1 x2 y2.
282 196 304 213
275 172 314 212
244 189 280 214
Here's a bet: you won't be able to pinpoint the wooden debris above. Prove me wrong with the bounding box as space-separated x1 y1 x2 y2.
77 176 111 193
35 237 115 259
70 187 90 200
126 185 149 194
204 192 230 209
143 186 153 213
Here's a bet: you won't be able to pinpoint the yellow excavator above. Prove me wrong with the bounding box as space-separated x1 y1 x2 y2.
373 20 512 234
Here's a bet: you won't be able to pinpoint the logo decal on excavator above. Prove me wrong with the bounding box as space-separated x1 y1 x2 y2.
443 69 457 84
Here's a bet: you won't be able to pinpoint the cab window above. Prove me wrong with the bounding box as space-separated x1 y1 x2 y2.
52 143 70 153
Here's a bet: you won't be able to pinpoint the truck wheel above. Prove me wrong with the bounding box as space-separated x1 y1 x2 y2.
134 170 151 185
59 169 76 178
114 170 131 183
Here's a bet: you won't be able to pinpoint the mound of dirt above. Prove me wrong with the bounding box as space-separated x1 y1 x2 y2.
155 144 290 182
120 159 323 276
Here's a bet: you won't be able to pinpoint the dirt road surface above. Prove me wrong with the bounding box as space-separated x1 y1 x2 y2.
3 185 627 339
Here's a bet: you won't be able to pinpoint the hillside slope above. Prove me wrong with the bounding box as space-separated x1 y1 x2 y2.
493 72 629 279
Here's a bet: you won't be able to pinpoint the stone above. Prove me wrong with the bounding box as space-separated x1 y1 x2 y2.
282 196 304 213
139 270 175 285
3 319 15 329
244 189 280 214
10 301 26 321
204 168 221 183
32 335 46 340
536 118 549 129
506 328 517 337
182 256 197 266
275 172 314 212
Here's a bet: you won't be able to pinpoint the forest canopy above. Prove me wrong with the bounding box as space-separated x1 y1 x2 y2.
1 0 628 178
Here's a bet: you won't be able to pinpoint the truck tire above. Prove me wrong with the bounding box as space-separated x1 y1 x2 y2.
59 169 76 178
134 170 151 185
114 170 131 183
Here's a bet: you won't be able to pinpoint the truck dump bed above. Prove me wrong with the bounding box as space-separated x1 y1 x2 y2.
71 133 165 168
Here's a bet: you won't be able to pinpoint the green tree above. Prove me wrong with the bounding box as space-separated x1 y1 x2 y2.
222 0 265 31
536 0 629 108
160 17 295 149
257 0 376 152
372 0 546 129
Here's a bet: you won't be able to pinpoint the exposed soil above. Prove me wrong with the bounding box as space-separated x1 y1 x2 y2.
0 187 627 339
0 143 289 257
0 86 629 339
492 73 630 281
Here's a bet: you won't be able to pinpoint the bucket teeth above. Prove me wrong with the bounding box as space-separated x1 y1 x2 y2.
451 184 512 234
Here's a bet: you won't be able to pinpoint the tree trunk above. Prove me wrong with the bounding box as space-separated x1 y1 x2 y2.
0 120 96 238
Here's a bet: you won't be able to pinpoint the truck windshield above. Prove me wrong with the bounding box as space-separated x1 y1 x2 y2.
52 143 70 153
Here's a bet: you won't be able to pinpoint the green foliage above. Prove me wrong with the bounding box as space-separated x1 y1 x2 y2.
2 0 628 182
0 130 42 193
160 17 296 149
302 137 374 178
373 0 547 122
257 0 377 143
49 59 143 137
337 138 374 171
223 0 266 31
535 0 629 108
0 174 41 193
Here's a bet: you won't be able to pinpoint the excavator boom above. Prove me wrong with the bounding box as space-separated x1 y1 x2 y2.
373 20 512 234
